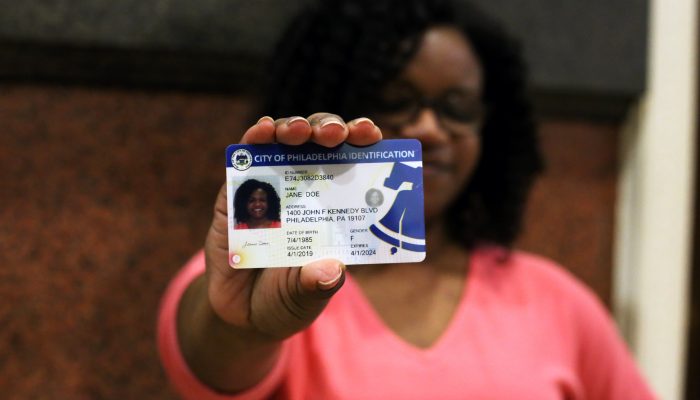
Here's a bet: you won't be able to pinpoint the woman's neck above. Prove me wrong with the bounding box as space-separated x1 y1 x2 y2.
348 216 471 347
351 216 469 276
423 217 454 262
422 217 470 273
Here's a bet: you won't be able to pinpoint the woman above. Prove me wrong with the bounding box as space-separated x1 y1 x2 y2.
233 179 281 229
158 0 655 398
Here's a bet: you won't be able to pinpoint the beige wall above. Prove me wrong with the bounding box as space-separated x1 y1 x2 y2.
614 0 699 398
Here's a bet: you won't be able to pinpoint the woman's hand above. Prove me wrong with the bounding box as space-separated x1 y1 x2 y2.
177 114 380 392
205 113 381 339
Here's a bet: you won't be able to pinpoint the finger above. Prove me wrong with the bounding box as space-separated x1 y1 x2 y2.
205 183 232 273
241 116 276 144
204 183 245 281
346 117 383 146
308 113 349 148
273 116 313 145
204 183 259 327
209 183 229 250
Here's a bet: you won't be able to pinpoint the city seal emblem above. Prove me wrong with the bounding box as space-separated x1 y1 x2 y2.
231 149 253 171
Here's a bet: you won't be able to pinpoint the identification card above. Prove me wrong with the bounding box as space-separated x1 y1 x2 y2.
226 139 426 268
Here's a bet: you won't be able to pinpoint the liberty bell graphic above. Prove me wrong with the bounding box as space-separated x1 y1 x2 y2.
370 163 426 253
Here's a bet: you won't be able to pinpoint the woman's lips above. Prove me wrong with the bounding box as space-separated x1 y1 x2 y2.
422 161 452 176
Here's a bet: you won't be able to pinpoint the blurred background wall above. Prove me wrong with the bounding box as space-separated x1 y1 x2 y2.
615 0 698 398
1 0 695 399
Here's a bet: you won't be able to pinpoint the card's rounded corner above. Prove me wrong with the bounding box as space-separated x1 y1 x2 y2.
408 138 422 146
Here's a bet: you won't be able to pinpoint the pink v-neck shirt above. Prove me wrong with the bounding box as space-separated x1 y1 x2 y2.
158 247 655 399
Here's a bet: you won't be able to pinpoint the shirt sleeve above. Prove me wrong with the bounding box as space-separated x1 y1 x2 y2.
156 251 288 400
572 285 657 400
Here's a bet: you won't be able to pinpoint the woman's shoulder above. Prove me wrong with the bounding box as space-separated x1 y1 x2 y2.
472 245 580 282
471 247 654 398
470 245 604 310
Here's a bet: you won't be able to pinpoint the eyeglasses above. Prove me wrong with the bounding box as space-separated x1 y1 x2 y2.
371 83 485 137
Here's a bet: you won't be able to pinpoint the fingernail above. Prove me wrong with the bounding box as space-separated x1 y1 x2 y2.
317 262 345 290
257 116 274 125
320 118 345 129
351 117 375 128
286 116 308 127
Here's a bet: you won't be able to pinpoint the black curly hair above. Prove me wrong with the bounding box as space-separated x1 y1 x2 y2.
262 0 543 249
233 179 282 224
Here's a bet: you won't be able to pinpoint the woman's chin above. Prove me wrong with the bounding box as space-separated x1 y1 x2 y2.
423 196 451 224
423 179 456 206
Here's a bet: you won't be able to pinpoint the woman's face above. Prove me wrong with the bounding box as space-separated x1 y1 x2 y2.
247 188 269 220
374 26 483 223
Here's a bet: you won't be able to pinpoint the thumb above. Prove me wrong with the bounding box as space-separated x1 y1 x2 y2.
251 259 346 339
299 258 346 293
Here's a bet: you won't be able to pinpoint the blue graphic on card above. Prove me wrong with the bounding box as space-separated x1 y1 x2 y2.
370 162 426 253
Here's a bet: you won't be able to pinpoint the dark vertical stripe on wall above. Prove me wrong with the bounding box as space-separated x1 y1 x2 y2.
684 4 700 398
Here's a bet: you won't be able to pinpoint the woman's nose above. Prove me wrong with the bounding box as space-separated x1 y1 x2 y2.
400 108 450 145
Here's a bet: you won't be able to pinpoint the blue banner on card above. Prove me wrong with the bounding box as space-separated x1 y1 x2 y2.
226 139 421 170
